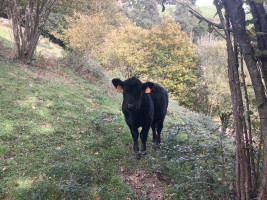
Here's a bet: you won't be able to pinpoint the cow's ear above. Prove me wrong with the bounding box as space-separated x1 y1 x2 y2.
142 82 154 94
112 78 124 91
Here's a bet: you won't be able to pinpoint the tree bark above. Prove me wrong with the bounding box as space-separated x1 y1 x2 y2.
215 0 249 199
241 51 257 195
249 1 267 87
8 0 58 62
223 0 267 199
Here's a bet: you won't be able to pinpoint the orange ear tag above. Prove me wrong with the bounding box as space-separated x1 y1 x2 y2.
145 87 151 94
117 85 123 91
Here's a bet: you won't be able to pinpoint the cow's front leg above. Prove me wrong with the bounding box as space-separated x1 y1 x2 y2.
130 128 139 153
140 126 150 154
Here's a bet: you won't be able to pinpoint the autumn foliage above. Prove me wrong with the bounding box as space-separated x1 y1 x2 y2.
100 16 200 107
65 0 200 107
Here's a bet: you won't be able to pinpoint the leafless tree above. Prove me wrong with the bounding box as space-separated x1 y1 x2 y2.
173 0 267 198
8 0 58 62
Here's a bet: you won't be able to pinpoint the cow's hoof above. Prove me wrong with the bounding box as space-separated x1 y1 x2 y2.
153 143 161 150
133 151 141 159
141 150 147 158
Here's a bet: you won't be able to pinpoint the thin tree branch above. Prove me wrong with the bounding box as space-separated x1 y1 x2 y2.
176 2 226 29
176 2 228 39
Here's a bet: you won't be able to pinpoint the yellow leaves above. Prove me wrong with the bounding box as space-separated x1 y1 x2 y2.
64 2 129 56
65 12 198 106
99 24 149 76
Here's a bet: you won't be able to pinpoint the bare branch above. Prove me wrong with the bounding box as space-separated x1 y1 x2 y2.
176 2 232 33
161 0 166 12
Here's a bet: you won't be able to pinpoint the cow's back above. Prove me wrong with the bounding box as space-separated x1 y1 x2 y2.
150 84 168 124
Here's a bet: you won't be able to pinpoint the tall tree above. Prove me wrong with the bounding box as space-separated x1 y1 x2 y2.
214 1 250 198
64 0 128 56
248 1 267 87
221 0 267 198
142 16 200 107
8 0 58 61
100 16 200 108
182 0 267 197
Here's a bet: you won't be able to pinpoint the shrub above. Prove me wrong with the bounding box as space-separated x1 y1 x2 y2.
64 50 106 82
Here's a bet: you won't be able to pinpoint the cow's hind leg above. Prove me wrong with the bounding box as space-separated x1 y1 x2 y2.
140 126 150 154
152 124 157 143
156 120 164 146
130 128 139 153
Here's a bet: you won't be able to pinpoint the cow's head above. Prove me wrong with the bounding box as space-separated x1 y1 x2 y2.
112 77 154 111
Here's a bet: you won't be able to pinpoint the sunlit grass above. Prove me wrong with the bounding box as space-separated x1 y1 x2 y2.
199 6 218 19
0 25 63 58
0 60 135 199
0 25 13 40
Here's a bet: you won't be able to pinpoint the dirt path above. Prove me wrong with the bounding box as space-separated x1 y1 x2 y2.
123 168 167 200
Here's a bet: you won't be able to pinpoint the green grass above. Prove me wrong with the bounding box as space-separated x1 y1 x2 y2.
0 25 63 58
0 26 13 48
158 4 252 30
0 61 135 199
0 57 235 199
198 6 218 19
158 5 218 19
158 5 176 18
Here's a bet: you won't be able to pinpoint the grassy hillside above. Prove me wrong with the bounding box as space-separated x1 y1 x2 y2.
158 5 251 23
158 5 218 20
198 6 217 19
0 26 235 199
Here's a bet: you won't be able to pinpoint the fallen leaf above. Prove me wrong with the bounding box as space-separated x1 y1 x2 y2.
30 177 37 185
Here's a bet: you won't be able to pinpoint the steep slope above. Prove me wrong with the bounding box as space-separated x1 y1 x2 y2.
0 57 235 199
0 22 235 198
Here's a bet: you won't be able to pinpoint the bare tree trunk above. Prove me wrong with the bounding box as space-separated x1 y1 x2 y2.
249 1 267 87
215 0 250 199
240 51 257 195
8 0 58 62
237 45 252 197
223 0 267 199
220 112 231 132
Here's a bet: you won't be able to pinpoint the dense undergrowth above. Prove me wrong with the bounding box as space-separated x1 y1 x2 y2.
0 27 235 199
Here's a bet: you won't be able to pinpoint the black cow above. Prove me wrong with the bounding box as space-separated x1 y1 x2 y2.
112 77 168 155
